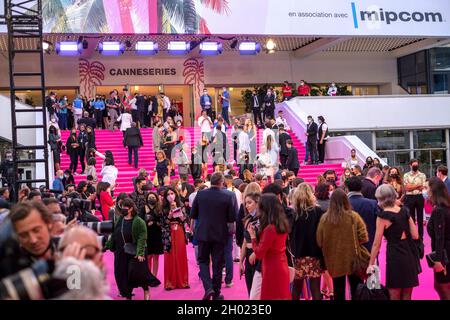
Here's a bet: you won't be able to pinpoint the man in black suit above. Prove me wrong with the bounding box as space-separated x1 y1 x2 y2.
135 93 147 128
278 125 291 169
123 122 143 168
286 139 300 177
191 173 238 300
251 90 262 126
361 167 383 200
346 176 379 251
305 115 318 165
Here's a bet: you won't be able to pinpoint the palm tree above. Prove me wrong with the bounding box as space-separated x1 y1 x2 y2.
150 0 230 34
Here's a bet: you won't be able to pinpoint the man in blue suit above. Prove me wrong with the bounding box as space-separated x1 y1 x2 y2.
346 176 379 252
437 165 450 193
200 88 213 118
191 172 238 300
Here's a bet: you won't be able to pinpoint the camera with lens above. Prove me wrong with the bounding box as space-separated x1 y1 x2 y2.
0 259 68 300
67 194 99 223
78 221 113 235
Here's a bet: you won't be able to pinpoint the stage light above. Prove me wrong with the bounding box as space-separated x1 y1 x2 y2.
42 41 50 51
168 41 190 54
135 41 158 55
55 41 83 56
239 42 261 55
99 41 125 55
266 39 276 51
199 42 222 55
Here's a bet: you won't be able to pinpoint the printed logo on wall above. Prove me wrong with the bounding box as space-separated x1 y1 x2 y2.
79 59 105 98
183 58 204 118
183 58 204 98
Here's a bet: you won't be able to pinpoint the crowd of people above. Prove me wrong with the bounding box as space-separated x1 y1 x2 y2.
0 88 449 301
1 158 449 300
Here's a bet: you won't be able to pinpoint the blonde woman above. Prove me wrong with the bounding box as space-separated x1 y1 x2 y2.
246 119 258 163
154 150 170 186
290 183 325 300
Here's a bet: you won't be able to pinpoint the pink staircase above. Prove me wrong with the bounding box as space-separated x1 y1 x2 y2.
60 127 343 194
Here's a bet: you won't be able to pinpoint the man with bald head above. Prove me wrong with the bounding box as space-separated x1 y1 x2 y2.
58 225 104 270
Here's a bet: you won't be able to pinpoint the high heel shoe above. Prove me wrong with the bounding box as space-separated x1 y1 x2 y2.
144 291 150 300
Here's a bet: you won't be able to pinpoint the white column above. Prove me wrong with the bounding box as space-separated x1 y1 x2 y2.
409 130 415 159
446 129 450 166
371 131 377 150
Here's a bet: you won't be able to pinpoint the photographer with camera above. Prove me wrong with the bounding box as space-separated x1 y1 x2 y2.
5 202 57 276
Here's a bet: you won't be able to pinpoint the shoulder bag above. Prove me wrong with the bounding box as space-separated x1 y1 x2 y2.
121 218 137 256
351 214 371 280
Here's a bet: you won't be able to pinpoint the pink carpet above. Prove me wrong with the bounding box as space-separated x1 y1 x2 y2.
102 233 438 300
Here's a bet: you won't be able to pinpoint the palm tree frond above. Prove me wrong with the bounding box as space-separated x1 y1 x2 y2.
162 0 185 31
200 0 231 15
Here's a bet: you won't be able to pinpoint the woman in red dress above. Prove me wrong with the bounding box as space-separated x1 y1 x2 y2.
161 187 189 290
248 193 291 300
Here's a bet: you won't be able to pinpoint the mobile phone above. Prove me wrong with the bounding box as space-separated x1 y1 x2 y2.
172 207 182 218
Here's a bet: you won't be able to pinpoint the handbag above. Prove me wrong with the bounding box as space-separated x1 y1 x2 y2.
426 250 449 268
153 172 159 186
121 218 137 256
351 214 371 280
354 265 390 300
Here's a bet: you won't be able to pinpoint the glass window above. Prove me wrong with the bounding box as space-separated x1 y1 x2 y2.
430 48 450 72
375 130 409 151
377 151 410 173
329 131 372 149
413 130 446 149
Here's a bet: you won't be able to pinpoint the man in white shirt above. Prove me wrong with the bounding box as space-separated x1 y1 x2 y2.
275 110 290 130
198 110 213 141
238 125 250 164
327 82 338 96
161 92 171 121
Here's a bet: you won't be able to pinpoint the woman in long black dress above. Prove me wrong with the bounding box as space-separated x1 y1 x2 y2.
369 184 420 300
143 191 164 278
427 177 450 300
108 198 149 300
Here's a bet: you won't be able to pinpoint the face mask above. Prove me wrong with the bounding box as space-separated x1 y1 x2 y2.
148 198 157 206
327 178 335 183
412 165 419 172
64 175 69 179
177 185 182 191
167 194 176 203
390 174 398 179
367 160 373 164
6 156 12 161
328 191 333 198
121 208 129 215
58 175 64 179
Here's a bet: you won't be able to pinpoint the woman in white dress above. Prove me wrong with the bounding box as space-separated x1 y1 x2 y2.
117 110 133 137
265 135 280 181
